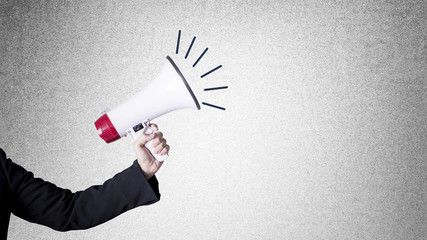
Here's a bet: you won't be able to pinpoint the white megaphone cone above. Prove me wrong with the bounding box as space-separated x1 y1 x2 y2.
95 56 200 161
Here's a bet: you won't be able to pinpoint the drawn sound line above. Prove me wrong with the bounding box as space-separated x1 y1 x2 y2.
201 65 222 78
185 36 196 59
176 30 181 54
204 86 228 91
202 102 226 111
193 48 208 67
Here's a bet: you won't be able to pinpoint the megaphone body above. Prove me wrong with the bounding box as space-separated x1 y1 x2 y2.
95 56 200 161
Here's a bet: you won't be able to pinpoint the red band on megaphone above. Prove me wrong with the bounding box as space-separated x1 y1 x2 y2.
95 114 120 143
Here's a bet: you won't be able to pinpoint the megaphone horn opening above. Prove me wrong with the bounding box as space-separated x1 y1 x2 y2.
166 56 201 110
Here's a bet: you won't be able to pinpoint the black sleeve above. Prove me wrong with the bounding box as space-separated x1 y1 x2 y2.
0 148 160 231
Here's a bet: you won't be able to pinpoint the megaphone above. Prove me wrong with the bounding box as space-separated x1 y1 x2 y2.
95 56 200 161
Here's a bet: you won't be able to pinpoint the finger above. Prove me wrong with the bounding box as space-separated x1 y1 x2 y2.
133 132 155 147
154 139 167 154
149 123 159 132
151 132 164 148
159 145 170 156
155 159 164 168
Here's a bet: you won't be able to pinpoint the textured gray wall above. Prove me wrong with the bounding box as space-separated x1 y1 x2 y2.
1 0 426 239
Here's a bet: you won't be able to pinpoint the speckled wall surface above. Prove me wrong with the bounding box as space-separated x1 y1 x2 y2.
1 0 426 239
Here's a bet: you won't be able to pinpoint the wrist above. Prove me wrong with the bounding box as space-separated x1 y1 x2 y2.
142 171 153 179
137 159 153 179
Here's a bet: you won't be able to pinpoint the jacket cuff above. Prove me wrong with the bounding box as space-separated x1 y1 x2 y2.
131 160 161 201
147 175 161 200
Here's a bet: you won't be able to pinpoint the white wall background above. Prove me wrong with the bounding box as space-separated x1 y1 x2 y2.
1 0 426 239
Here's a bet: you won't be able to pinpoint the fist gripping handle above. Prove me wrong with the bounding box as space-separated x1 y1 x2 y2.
126 120 169 162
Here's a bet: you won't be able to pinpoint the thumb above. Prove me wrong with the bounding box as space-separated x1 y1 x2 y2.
149 123 159 131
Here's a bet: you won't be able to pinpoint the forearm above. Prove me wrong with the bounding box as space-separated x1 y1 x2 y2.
21 161 160 231
38 161 160 231
1 149 160 231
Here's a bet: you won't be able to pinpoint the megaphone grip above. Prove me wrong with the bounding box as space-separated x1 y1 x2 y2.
144 138 169 162
126 120 169 162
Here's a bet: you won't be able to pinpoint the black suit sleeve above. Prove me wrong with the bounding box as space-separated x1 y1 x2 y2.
0 148 160 232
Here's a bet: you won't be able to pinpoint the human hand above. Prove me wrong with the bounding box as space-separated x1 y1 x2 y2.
133 123 169 179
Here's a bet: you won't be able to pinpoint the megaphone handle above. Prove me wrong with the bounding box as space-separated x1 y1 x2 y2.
142 125 169 162
126 121 169 162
